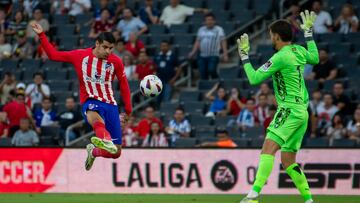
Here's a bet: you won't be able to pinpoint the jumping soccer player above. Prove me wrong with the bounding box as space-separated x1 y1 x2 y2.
31 23 132 171
237 11 318 203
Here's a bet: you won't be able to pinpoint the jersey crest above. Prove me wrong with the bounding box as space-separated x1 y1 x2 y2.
262 60 273 72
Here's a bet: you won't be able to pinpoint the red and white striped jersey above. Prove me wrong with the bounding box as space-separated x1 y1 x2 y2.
38 32 132 114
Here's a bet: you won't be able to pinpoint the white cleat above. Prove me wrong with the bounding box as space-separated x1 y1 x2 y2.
90 136 118 154
85 144 96 171
240 197 259 203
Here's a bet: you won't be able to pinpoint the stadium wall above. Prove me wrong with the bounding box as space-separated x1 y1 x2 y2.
0 148 359 195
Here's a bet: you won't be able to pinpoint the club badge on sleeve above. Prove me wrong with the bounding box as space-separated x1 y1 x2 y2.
262 60 273 72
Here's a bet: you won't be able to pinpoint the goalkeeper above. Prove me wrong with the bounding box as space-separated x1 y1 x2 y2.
238 11 319 203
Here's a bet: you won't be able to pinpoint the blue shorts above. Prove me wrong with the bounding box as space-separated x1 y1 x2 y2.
81 99 122 145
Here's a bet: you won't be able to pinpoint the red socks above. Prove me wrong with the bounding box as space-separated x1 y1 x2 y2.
92 148 121 159
92 121 111 140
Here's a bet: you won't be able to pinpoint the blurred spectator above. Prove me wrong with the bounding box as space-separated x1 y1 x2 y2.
166 107 191 146
26 9 50 39
57 97 83 144
6 11 27 35
160 0 207 27
123 54 136 80
134 51 156 80
198 128 237 148
346 108 360 141
25 72 51 107
154 40 180 104
0 9 9 34
189 13 228 80
0 72 16 105
125 32 145 57
334 4 359 34
113 38 133 60
332 82 350 115
51 0 70 15
88 8 113 39
122 115 138 147
254 93 270 126
286 3 301 35
114 0 127 20
316 93 339 136
226 88 245 116
16 83 31 108
255 83 275 105
33 98 57 133
142 122 168 147
309 50 337 83
205 83 227 117
22 0 44 17
136 106 163 138
263 105 277 130
11 118 39 146
93 0 115 20
139 0 160 25
12 30 34 59
116 8 148 41
0 111 9 138
3 88 32 136
326 114 346 141
0 33 12 58
236 98 259 131
68 0 91 16
312 0 332 34
309 89 323 116
0 1 11 13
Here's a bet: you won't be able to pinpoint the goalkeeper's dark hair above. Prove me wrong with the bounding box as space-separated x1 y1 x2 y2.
269 19 293 42
96 32 116 44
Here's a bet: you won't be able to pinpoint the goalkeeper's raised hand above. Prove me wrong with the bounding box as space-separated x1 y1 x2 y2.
237 33 250 62
300 10 317 39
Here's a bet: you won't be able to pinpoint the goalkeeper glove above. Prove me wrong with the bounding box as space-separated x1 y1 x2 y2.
237 33 250 62
300 10 317 39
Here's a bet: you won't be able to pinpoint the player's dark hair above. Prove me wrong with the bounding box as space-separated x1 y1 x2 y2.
96 32 116 44
269 20 293 42
204 12 216 20
33 72 43 79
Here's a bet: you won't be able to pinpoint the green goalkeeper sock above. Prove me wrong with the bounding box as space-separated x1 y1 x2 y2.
252 154 275 193
286 163 312 201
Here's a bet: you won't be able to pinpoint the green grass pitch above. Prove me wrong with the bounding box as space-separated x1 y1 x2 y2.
0 194 358 203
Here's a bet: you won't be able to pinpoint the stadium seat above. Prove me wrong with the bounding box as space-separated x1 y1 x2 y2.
186 12 204 24
68 69 77 80
56 24 76 36
233 138 249 147
128 80 139 92
221 22 236 35
181 101 204 114
206 0 227 11
249 138 264 148
42 60 63 69
305 138 329 147
174 138 197 148
41 126 60 137
243 126 265 138
149 34 172 46
0 138 11 146
232 10 254 24
138 35 150 45
48 80 72 91
328 43 351 55
252 0 272 15
305 80 319 91
22 69 42 81
52 14 70 24
46 69 68 80
0 59 18 70
40 136 57 146
161 102 179 113
169 24 191 34
179 90 200 101
20 59 41 69
52 91 74 103
331 139 357 147
60 36 79 50
214 116 236 127
224 79 243 90
198 80 218 90
190 115 213 126
54 102 67 113
257 44 274 54
219 67 240 79
176 45 192 60
198 136 218 143
229 0 249 11
172 34 195 45
319 33 343 43
148 24 167 34
79 26 92 36
212 11 231 23
75 14 92 24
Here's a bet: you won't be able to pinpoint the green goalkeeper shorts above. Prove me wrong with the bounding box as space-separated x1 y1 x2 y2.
266 105 309 152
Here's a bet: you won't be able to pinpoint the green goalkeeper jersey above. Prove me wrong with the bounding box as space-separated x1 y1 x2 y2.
243 40 319 109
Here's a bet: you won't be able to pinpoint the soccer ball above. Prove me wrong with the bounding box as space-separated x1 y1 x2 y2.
139 75 163 97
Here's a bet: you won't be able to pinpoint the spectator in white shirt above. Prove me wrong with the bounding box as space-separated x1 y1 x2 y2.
160 0 208 27
27 9 50 39
166 107 191 146
116 8 148 41
316 93 338 136
346 108 360 141
334 4 359 34
68 0 91 16
25 72 51 107
312 0 332 34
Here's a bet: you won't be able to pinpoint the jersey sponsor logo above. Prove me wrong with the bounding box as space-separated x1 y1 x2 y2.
261 60 273 71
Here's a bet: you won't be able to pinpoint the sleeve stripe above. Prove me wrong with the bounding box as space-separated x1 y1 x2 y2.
305 36 314 41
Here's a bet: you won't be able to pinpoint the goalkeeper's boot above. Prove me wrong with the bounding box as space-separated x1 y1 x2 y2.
85 144 96 171
240 197 259 203
90 136 118 154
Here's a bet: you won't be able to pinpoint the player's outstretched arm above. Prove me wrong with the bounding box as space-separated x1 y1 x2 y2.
31 22 76 63
237 34 278 85
300 10 319 65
